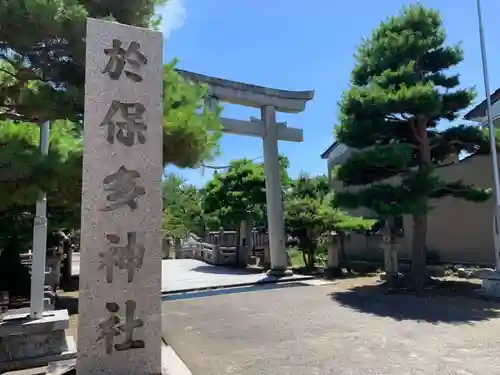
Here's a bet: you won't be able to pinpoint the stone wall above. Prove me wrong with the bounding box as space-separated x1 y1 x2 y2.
330 154 498 266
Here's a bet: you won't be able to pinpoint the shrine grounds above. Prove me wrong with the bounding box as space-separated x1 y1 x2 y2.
161 278 500 375
59 259 500 375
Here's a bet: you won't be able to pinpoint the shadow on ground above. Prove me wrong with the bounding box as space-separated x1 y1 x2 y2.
55 279 80 315
330 282 500 324
55 294 78 315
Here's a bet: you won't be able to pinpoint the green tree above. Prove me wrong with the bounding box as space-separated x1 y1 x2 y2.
333 4 491 288
201 156 291 265
284 174 373 269
0 0 223 296
162 173 205 239
202 156 291 229
203 159 268 230
0 0 165 124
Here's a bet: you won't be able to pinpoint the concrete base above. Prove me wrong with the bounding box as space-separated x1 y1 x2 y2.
34 342 191 375
476 269 500 298
266 268 294 277
0 309 76 373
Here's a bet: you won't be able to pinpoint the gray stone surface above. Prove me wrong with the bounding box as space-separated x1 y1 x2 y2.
0 310 75 372
78 18 163 375
0 310 69 337
0 336 76 373
161 259 312 293
175 69 314 113
0 330 67 362
162 283 500 375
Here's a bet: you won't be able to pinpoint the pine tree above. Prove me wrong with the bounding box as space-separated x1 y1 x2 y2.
284 174 374 269
334 4 491 288
0 0 222 296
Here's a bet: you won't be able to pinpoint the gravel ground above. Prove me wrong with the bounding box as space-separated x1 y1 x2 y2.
162 281 500 375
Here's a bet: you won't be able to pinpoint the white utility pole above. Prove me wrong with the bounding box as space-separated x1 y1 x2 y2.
30 121 50 318
476 0 500 270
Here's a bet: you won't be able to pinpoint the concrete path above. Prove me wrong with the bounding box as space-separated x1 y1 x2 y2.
162 282 500 375
160 259 312 293
72 256 312 293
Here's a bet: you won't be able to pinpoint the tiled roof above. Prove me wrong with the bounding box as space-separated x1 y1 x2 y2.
464 87 500 120
320 142 338 159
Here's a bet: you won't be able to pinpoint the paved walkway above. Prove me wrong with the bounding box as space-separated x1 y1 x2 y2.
160 259 313 293
162 282 500 375
72 256 312 293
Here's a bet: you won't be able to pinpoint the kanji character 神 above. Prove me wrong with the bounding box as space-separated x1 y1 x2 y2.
99 232 145 283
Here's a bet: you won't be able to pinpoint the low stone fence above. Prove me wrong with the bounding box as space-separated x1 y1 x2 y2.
179 237 239 266
206 230 269 250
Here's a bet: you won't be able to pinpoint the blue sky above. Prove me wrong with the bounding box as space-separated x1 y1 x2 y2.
157 0 500 187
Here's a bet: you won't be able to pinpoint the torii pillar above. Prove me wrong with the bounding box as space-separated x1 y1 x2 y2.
176 69 314 276
257 106 291 275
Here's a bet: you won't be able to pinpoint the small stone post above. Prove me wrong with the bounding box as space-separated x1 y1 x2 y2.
212 235 221 265
174 238 182 259
262 242 271 270
325 233 342 277
162 237 172 259
238 220 250 267
381 217 399 284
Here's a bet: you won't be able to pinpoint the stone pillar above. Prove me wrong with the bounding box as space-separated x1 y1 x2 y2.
245 220 253 251
325 234 342 277
381 218 399 284
238 220 250 267
218 227 225 246
212 235 221 265
162 237 172 259
261 105 292 277
45 251 63 292
262 243 271 270
78 19 163 375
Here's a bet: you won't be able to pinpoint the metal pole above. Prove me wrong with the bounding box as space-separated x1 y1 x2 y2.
30 121 50 318
477 0 500 270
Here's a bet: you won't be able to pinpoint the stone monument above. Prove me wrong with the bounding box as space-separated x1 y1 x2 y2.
77 18 163 375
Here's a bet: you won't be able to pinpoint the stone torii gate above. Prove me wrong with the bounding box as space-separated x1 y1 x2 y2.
177 69 314 276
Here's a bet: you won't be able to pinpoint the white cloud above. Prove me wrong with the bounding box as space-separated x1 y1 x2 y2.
156 0 187 39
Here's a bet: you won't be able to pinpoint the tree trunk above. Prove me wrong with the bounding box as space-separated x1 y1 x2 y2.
411 214 428 289
307 248 315 269
301 250 308 268
410 118 431 290
382 217 399 287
